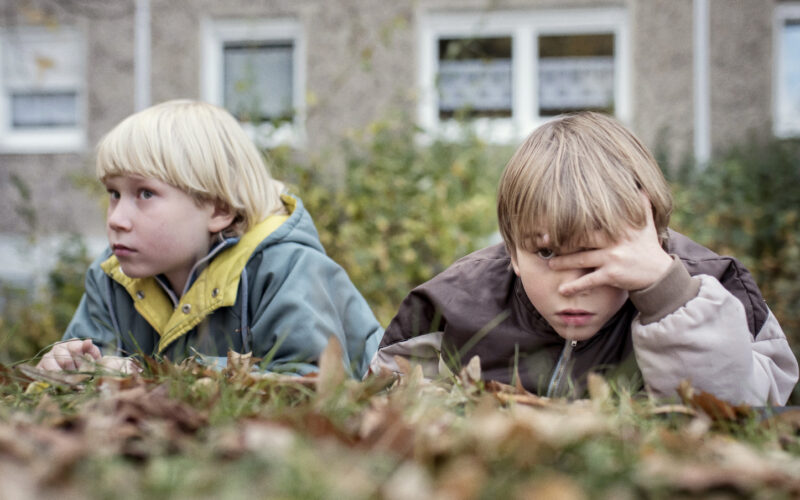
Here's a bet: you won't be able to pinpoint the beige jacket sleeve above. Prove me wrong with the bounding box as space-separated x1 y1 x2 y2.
631 257 799 405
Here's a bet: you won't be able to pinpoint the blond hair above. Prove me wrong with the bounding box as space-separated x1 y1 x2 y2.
96 99 286 235
497 112 672 256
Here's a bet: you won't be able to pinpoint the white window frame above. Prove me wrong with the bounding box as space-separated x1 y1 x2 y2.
0 26 86 154
774 3 800 138
201 18 306 148
418 8 630 143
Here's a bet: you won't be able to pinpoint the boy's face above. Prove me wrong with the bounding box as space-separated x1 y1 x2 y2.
104 175 231 293
511 237 628 342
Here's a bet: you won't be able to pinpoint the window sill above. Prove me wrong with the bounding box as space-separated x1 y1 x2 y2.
0 128 86 154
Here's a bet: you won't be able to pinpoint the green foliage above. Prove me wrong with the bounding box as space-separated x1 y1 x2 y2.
0 235 91 364
670 138 800 397
271 115 510 324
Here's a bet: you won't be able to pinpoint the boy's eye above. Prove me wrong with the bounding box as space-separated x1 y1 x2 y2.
536 248 555 260
139 189 154 200
107 189 120 200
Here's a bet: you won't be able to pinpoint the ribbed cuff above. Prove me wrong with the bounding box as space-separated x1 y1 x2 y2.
629 256 701 325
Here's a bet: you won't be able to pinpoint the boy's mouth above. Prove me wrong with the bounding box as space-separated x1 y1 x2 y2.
556 309 594 326
112 244 135 256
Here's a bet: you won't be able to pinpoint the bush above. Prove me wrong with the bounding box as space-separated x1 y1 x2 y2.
271 116 511 324
0 235 91 363
670 138 800 398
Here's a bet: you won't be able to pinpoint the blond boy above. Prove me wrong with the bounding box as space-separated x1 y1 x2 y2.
38 100 382 376
373 112 798 405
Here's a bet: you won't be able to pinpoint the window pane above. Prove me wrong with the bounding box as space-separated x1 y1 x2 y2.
10 92 78 127
778 20 800 134
223 42 293 123
538 34 614 116
438 37 512 119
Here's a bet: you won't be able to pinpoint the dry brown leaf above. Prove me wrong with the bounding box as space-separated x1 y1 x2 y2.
648 404 698 417
435 456 487 500
586 373 611 404
513 363 526 394
485 379 528 396
637 444 800 495
224 351 258 381
493 392 555 408
459 355 482 387
382 462 433 500
317 336 346 399
392 355 413 377
677 381 753 421
762 408 800 431
18 364 90 389
514 473 587 500
238 419 296 458
358 402 416 457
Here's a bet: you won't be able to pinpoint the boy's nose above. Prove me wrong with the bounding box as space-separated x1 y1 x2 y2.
107 204 133 231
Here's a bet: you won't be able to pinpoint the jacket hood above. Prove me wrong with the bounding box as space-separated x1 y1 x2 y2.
254 194 326 255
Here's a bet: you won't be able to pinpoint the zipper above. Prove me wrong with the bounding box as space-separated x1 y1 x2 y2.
546 339 578 398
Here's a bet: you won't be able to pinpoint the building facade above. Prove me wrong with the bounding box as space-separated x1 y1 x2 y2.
0 0 797 281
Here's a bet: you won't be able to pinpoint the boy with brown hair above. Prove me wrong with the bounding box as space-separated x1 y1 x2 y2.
372 112 798 405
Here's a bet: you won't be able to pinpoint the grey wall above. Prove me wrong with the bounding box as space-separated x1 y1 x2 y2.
0 0 783 244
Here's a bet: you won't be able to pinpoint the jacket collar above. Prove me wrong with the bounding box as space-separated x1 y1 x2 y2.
100 196 295 353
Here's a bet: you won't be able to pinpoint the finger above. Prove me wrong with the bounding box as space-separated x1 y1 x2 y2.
558 271 605 296
54 351 78 371
64 339 88 356
37 356 62 372
81 339 102 359
549 249 604 271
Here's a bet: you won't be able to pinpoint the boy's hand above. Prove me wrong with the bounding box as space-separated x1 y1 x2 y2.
95 355 142 375
548 192 673 296
36 339 102 372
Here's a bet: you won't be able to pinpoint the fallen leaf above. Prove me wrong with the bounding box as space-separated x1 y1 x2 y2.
458 355 482 387
392 355 413 377
514 473 587 500
677 379 752 421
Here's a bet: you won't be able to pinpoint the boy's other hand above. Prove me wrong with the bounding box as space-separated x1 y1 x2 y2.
549 192 673 296
36 339 102 372
95 355 142 375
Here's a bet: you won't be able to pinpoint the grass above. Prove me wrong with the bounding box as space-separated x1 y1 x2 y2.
0 344 798 499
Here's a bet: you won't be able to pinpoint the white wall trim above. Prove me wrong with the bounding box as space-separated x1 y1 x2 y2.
773 3 800 138
693 0 711 165
134 0 151 111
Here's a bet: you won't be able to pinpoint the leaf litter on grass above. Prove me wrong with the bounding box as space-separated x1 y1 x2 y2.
1 339 799 499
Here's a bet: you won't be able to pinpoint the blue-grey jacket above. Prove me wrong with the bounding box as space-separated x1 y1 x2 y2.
63 194 382 377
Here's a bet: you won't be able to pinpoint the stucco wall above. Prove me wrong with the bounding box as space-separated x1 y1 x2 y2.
0 0 786 246
710 0 773 155
631 0 694 170
148 0 418 154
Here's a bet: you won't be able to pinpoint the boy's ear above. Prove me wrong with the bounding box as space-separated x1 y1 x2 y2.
207 201 236 233
509 253 520 276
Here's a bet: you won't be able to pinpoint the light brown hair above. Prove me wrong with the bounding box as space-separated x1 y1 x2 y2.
497 112 672 256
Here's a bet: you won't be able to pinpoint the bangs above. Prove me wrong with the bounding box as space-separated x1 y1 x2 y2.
513 168 644 253
94 99 287 235
96 113 182 188
95 104 217 202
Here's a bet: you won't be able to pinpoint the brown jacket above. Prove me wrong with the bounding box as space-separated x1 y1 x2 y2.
373 230 798 404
